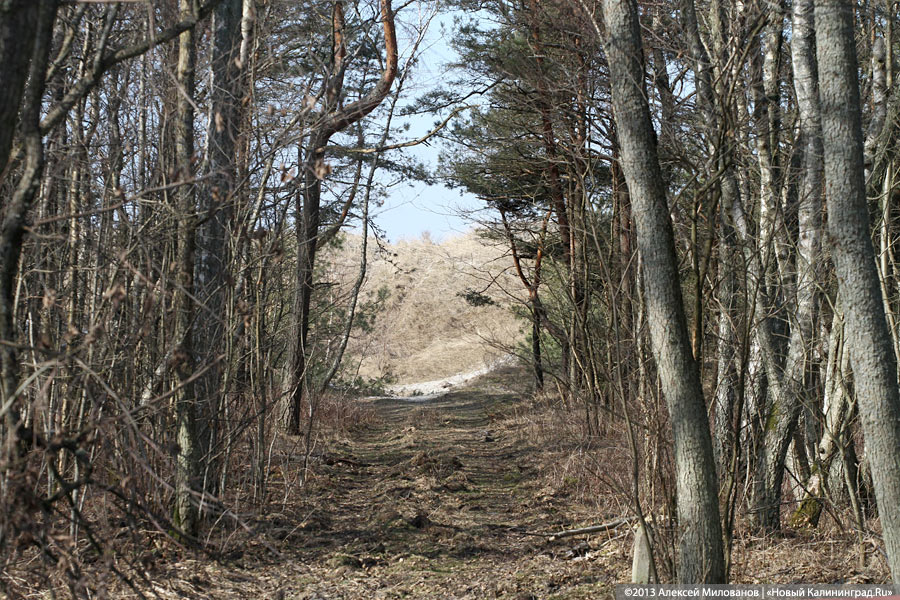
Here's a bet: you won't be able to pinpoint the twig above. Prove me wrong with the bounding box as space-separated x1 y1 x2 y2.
321 454 371 468
336 105 474 154
546 517 636 542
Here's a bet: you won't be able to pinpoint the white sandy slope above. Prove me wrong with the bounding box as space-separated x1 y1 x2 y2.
384 355 515 400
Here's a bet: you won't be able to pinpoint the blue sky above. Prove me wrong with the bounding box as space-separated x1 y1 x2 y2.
373 178 483 242
368 9 485 243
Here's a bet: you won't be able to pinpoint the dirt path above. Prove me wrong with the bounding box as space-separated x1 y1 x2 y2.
153 374 628 599
124 371 886 599
279 385 623 599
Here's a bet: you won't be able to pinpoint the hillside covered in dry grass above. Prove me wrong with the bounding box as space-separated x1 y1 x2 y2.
330 231 525 386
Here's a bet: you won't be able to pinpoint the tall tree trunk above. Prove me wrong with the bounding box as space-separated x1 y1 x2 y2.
679 0 744 490
196 0 245 495
601 0 725 583
815 0 900 581
781 0 827 528
0 0 42 179
0 0 58 547
285 0 397 434
524 0 577 392
750 0 824 532
791 308 850 526
713 210 740 478
172 0 201 537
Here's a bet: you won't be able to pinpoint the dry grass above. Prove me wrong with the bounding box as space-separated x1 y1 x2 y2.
23 366 889 599
491 389 636 520
315 391 383 435
330 231 525 385
729 525 891 583
482 372 893 585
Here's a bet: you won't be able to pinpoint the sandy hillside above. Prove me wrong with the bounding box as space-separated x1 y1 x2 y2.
332 231 525 386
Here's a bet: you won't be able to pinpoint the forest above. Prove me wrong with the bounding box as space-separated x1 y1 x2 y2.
3 0 900 597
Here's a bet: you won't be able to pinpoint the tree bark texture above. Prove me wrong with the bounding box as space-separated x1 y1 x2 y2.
0 0 41 179
195 0 246 493
0 0 58 448
815 0 900 582
172 0 201 537
601 0 725 583
0 0 58 550
750 0 824 532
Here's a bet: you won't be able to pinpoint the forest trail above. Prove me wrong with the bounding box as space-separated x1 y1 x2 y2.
143 368 628 599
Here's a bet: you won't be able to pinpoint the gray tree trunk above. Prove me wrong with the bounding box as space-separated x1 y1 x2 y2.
0 0 41 179
195 0 245 495
601 0 725 583
792 309 850 526
172 0 201 538
750 0 824 532
679 0 743 489
714 210 739 478
815 0 900 582
0 0 58 548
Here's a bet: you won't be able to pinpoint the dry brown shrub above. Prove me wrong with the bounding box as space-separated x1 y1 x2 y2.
493 387 634 518
314 392 381 436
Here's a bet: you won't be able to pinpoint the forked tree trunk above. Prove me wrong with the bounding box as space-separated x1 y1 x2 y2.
601 0 725 583
815 0 900 582
285 0 397 434
750 0 824 532
791 309 850 527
